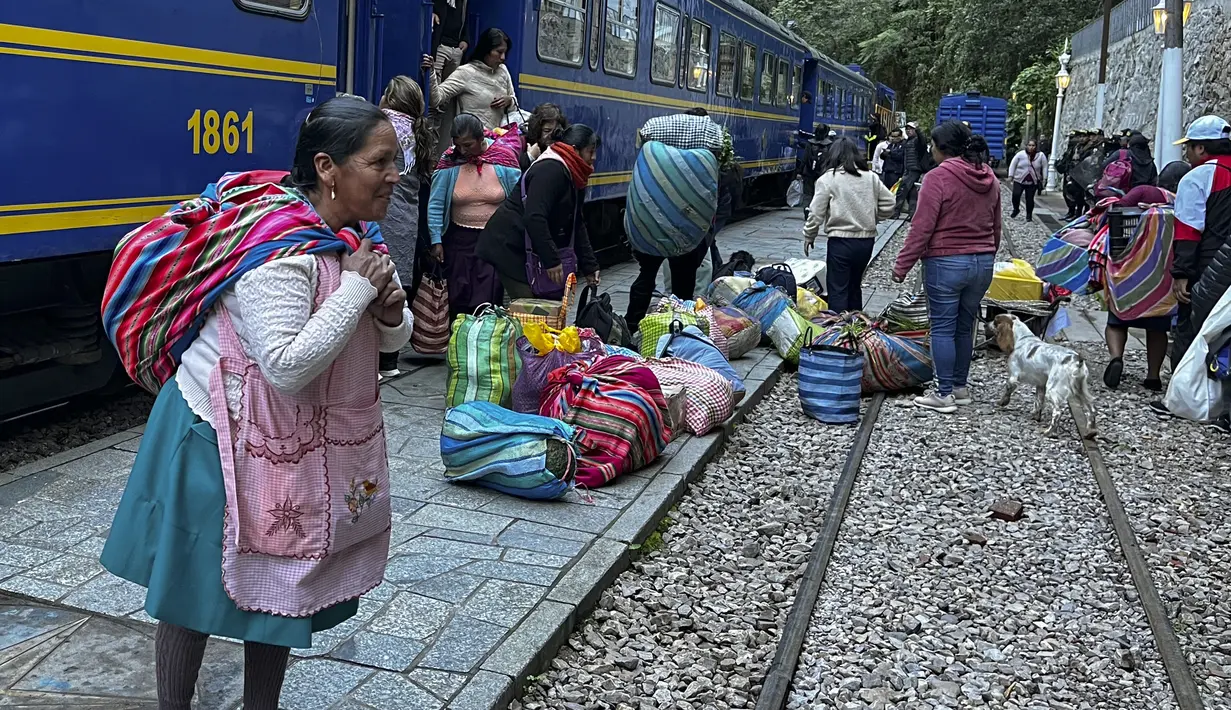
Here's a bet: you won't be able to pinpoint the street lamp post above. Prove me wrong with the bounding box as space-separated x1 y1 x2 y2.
1048 44 1072 192
1154 0 1190 165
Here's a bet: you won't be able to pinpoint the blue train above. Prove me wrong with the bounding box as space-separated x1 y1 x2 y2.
0 0 887 417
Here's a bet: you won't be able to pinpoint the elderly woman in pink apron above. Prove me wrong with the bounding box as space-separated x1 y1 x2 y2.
99 96 412 709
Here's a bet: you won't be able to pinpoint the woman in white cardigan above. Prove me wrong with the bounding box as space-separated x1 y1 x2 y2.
803 137 897 312
1008 140 1049 221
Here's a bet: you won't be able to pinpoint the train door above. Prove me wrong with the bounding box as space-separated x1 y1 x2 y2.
800 58 818 136
337 0 388 100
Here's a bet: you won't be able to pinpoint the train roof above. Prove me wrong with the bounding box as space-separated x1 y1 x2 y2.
712 0 876 91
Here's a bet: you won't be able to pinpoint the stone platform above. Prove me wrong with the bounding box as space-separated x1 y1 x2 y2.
0 210 905 709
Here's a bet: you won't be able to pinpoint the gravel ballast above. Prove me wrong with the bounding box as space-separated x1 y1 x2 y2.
0 389 154 474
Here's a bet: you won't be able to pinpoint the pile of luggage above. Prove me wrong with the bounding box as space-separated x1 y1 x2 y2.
439 284 751 502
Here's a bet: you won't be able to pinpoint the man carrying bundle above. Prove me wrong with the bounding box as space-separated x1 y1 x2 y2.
624 110 724 332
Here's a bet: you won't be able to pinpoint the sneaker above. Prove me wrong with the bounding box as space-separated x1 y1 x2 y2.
914 391 958 413
1148 400 1172 418
1206 414 1231 434
1142 378 1163 392
1010 210 1020 218
379 368 401 379
952 387 973 406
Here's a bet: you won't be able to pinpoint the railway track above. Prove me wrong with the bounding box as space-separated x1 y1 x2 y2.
755 229 1208 710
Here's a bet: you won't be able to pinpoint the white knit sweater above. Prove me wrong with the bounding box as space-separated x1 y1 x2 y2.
803 169 897 240
430 61 518 130
175 255 413 427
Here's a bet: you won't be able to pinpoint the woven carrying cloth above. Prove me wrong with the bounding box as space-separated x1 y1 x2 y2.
207 255 391 617
624 141 719 257
645 358 734 436
441 401 579 500
540 355 670 488
102 170 382 393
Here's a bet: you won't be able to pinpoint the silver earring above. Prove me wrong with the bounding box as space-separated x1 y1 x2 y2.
330 186 336 200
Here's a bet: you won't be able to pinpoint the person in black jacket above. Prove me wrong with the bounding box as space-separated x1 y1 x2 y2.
478 124 601 299
880 128 906 189
893 121 926 219
1101 132 1158 189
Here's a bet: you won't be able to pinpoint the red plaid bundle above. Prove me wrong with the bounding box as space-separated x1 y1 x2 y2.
645 358 734 436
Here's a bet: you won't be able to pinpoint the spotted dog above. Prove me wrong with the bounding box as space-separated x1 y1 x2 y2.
993 314 1097 438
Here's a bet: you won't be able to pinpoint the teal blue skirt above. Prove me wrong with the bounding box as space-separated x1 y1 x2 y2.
100 382 358 648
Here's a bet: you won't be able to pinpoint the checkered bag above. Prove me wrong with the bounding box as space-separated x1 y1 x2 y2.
645 358 735 436
638 114 724 151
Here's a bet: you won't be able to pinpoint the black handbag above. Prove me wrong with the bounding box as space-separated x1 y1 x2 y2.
574 285 632 347
756 262 797 302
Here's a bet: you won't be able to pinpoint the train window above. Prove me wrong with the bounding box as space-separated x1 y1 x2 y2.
791 64 802 106
685 19 711 92
589 0 601 70
234 0 310 19
759 52 775 106
716 33 736 97
738 43 756 101
650 4 680 86
538 0 587 67
775 58 788 106
603 0 639 78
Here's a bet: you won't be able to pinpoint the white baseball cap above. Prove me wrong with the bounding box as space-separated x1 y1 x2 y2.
1174 115 1231 145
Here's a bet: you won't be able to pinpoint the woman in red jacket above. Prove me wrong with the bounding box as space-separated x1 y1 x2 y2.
893 121 1001 413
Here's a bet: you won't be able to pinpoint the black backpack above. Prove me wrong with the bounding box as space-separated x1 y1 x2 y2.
713 250 756 281
756 263 797 301
575 285 632 347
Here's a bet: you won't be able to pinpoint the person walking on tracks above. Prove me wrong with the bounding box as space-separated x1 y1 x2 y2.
893 121 1000 413
802 137 896 312
893 121 927 219
1008 139 1048 222
98 97 412 709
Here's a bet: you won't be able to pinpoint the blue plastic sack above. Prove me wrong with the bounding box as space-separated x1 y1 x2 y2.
798 342 864 424
655 323 745 395
731 282 792 335
441 402 579 500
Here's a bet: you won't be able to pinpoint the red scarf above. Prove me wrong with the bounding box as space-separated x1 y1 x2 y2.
546 143 594 189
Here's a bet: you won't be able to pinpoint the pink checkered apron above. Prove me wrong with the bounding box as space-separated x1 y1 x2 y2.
207 255 392 617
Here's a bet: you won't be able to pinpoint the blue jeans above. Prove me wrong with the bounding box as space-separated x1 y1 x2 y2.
924 254 995 396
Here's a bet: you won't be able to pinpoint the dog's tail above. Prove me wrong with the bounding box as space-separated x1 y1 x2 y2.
1071 357 1098 438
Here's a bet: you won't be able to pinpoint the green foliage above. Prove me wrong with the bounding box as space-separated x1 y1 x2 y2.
768 0 1101 126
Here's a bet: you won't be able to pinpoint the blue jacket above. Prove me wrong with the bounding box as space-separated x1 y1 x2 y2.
428 157 521 244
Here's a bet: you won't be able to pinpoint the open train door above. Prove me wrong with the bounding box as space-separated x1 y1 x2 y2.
800 57 819 136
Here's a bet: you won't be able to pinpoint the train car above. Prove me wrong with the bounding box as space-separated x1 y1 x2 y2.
937 91 1009 161
0 0 885 417
875 82 897 132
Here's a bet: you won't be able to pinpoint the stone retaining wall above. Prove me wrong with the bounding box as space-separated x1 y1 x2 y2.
1060 0 1231 138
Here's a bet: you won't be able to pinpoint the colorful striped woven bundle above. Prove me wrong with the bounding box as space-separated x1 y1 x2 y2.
812 314 932 393
1036 235 1093 294
446 305 524 408
101 170 381 393
441 402 578 500
624 141 719 257
1100 207 1179 321
541 355 670 487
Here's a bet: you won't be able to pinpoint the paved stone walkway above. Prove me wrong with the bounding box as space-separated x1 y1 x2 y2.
0 210 906 709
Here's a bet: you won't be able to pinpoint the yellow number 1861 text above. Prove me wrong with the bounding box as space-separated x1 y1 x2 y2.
187 110 255 155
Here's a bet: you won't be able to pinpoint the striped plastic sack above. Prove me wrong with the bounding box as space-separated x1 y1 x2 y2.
880 271 928 333
541 356 671 488
446 305 523 408
713 306 760 359
766 307 811 365
798 340 864 424
511 330 604 414
705 276 757 306
638 311 702 357
624 141 719 257
441 402 578 500
731 282 792 335
646 358 735 436
410 264 449 354
813 314 932 393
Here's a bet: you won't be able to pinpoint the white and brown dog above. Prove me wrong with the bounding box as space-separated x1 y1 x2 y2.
993 314 1098 438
